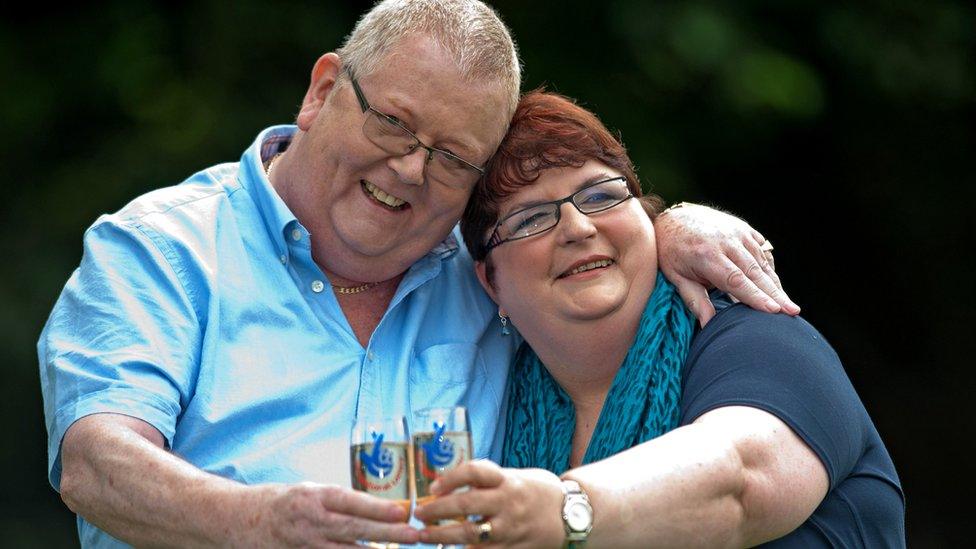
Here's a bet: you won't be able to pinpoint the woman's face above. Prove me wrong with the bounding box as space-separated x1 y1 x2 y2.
478 160 658 331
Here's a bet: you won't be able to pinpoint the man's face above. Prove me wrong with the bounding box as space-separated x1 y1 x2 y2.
289 35 511 282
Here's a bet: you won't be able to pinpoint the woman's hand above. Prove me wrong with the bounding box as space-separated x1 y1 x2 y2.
414 460 566 548
654 203 800 326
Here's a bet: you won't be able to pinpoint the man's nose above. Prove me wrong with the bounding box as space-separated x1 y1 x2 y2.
555 203 597 245
387 146 429 186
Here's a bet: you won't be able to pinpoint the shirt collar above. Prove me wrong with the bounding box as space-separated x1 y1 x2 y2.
239 125 300 259
431 229 459 259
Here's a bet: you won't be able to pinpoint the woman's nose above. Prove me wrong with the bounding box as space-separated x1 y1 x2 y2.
555 203 598 244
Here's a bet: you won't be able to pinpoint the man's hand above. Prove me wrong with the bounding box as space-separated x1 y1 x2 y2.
414 460 565 549
239 483 419 548
59 414 419 548
655 203 800 326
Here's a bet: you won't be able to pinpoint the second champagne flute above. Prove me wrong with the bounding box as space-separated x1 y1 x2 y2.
412 406 472 514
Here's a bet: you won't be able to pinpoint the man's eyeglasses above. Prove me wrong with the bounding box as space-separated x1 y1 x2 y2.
347 69 485 188
484 177 634 252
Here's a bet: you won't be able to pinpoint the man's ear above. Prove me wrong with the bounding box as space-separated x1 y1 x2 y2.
296 52 343 130
474 260 500 304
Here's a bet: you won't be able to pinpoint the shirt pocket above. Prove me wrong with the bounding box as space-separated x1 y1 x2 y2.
409 342 487 408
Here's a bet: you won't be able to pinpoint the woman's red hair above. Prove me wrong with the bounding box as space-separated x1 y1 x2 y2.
461 89 662 262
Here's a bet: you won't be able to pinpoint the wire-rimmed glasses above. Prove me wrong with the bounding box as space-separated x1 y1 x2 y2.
348 70 485 189
485 176 634 252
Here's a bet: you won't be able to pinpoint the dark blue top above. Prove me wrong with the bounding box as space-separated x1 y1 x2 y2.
680 295 905 547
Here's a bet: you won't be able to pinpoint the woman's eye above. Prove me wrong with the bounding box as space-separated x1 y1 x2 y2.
514 211 549 231
581 193 614 205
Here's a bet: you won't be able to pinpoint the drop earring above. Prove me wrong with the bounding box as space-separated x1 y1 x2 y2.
499 312 510 336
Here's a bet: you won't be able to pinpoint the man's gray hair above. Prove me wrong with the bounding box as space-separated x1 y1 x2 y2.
337 0 522 116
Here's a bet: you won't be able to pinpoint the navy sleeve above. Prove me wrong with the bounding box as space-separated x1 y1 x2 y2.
680 300 868 491
678 297 904 546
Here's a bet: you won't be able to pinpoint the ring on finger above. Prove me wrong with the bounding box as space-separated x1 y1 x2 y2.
476 520 493 543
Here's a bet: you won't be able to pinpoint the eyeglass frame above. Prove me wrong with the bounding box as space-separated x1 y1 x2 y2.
484 176 634 253
346 68 486 184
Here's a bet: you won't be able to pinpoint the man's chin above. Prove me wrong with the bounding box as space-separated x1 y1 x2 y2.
337 235 431 274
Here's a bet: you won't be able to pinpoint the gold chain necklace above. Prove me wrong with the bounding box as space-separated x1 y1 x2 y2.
331 282 380 294
264 153 379 296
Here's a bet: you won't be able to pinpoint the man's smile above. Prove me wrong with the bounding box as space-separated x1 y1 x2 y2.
362 180 409 210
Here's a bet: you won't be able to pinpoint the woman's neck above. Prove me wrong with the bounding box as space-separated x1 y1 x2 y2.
524 282 652 468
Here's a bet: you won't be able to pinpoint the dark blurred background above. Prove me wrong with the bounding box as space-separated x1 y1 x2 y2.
2 0 973 546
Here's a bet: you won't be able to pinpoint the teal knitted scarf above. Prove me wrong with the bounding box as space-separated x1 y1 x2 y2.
500 272 695 474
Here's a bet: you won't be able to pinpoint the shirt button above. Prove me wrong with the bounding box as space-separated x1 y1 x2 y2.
291 229 302 241
367 351 376 361
279 255 287 264
311 280 325 293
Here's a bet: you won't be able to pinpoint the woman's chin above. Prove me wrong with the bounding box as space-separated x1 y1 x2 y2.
560 287 629 322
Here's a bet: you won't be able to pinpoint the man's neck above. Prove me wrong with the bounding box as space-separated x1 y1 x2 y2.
333 274 404 348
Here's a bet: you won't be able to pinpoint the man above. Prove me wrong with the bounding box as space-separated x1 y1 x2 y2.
40 1 796 546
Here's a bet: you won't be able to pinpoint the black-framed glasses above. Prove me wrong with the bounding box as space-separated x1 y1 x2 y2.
347 69 485 188
484 177 634 252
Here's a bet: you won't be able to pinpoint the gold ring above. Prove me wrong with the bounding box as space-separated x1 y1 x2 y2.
477 520 493 543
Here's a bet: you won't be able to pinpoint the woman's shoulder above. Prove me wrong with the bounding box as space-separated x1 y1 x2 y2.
691 291 839 367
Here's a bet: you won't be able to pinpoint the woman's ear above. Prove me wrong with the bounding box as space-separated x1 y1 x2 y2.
474 260 500 304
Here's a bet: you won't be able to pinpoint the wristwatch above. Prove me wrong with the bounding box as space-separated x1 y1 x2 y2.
560 479 593 546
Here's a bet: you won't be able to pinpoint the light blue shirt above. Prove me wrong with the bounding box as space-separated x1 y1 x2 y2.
38 126 517 547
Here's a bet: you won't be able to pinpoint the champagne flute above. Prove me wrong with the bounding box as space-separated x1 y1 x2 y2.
350 415 413 548
412 406 472 519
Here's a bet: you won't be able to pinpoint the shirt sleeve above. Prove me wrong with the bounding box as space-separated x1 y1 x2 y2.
38 216 203 491
679 301 871 491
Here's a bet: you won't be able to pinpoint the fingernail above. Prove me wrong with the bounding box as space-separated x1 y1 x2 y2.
430 480 441 494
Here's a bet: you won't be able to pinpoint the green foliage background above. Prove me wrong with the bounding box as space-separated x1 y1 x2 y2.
2 1 973 545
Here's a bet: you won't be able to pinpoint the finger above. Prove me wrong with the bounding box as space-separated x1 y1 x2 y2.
749 237 800 314
430 460 504 496
317 485 410 523
751 228 767 245
324 515 420 545
746 235 780 288
669 272 716 327
415 485 504 524
708 254 781 313
419 518 502 546
750 230 780 278
733 242 800 315
760 249 781 289
763 250 778 281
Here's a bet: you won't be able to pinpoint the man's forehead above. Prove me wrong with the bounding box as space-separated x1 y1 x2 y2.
366 61 509 154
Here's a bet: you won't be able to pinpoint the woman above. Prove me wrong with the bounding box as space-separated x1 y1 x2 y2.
413 91 905 547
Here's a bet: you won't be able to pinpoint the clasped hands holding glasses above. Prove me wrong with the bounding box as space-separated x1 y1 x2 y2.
352 408 569 548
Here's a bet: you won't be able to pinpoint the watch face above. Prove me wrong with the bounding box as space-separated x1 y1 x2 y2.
566 501 592 531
